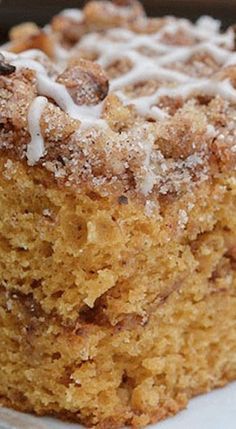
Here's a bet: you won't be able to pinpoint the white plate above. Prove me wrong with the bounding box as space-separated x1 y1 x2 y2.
0 382 235 429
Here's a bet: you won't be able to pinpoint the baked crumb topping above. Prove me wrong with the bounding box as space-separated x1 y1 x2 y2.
0 0 236 200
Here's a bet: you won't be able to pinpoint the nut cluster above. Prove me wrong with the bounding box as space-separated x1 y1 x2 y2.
0 53 16 75
8 22 54 58
57 59 109 105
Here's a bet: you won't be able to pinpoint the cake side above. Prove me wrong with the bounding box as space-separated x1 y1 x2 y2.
0 1 236 428
0 154 236 428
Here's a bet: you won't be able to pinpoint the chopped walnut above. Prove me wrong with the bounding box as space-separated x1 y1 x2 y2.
214 65 236 88
41 103 80 142
211 136 236 169
102 94 136 131
84 0 145 29
160 28 195 46
8 24 55 58
0 0 236 200
9 22 39 41
57 59 109 105
0 54 16 76
113 0 145 17
51 15 86 46
155 107 207 160
105 57 133 79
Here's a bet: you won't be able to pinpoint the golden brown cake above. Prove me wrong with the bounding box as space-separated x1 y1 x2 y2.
0 1 236 427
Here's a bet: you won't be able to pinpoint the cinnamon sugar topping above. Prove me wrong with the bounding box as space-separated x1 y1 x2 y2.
0 0 236 197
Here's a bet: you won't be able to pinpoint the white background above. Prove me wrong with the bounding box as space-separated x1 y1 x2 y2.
0 382 235 429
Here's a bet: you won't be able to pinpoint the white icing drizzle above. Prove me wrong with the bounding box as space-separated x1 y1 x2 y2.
1 50 105 129
1 13 236 173
60 9 83 22
27 96 48 165
77 24 236 119
3 14 235 127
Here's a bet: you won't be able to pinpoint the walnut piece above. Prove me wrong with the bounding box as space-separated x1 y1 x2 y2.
51 15 86 46
9 22 39 41
57 59 109 106
102 93 136 131
0 53 16 76
155 108 207 160
84 0 145 29
8 23 54 58
214 65 236 88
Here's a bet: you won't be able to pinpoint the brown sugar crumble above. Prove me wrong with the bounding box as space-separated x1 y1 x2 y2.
0 1 236 428
0 4 236 200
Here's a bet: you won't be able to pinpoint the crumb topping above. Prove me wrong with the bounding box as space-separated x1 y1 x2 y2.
57 59 109 106
0 0 236 201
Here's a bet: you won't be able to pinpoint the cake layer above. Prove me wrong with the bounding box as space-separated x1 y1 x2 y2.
0 156 235 427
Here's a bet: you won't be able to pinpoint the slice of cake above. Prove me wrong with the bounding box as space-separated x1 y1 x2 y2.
0 1 236 427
